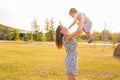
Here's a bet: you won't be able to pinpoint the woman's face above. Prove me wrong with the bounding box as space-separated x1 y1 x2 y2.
60 26 67 34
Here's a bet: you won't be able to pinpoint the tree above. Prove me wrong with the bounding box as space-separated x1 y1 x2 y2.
6 32 14 40
0 27 2 34
49 17 55 41
0 24 14 40
92 31 101 42
45 18 49 41
112 33 120 47
0 27 3 39
2 29 8 40
101 29 112 41
13 29 20 41
31 18 42 41
45 18 55 41
23 33 31 41
76 34 87 42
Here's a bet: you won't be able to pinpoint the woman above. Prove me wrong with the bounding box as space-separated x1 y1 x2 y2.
55 25 81 80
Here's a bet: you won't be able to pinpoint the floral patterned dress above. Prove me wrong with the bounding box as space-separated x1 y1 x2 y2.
62 35 78 74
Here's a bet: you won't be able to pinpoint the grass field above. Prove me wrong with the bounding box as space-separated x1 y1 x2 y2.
0 42 120 80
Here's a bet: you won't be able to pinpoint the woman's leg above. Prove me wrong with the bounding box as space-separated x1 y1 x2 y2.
67 73 76 80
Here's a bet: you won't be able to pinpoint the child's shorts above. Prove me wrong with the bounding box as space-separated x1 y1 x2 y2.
84 20 92 32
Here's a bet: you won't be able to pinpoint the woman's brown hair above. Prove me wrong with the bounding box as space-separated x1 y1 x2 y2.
55 25 64 49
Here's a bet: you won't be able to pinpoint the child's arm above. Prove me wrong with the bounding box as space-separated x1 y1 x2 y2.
68 13 82 30
68 19 77 30
65 22 82 41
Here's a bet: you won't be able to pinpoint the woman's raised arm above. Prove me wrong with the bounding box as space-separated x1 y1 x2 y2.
65 24 82 42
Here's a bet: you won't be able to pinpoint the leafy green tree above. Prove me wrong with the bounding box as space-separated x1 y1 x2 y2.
6 32 14 40
14 29 20 41
101 29 112 41
45 18 55 41
49 17 55 41
92 31 101 41
76 34 87 42
0 27 2 34
23 33 31 41
112 33 120 47
31 18 42 41
81 34 87 40
33 32 42 41
2 29 8 40
41 33 46 42
0 27 3 39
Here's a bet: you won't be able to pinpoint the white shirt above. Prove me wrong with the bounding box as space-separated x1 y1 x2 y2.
74 12 86 22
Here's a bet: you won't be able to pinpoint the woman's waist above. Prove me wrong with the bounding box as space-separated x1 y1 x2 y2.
65 48 77 52
65 52 78 60
66 50 77 55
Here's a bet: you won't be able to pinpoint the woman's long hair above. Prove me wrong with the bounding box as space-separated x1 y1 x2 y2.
55 25 64 49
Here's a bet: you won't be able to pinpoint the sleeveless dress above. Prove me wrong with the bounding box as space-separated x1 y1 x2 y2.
62 35 78 74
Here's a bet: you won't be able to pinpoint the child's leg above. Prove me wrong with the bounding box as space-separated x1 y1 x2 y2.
82 27 92 40
84 20 93 43
86 32 92 38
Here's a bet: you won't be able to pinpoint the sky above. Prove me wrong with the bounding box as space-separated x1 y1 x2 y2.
0 0 120 33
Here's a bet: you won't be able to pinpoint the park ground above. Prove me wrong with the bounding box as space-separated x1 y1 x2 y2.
0 42 120 80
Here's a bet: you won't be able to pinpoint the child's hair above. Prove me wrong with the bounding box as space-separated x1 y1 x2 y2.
69 8 78 15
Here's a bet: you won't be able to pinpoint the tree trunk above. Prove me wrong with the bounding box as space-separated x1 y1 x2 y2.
113 43 120 57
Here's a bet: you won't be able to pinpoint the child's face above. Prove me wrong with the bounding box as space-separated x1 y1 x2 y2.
70 13 75 18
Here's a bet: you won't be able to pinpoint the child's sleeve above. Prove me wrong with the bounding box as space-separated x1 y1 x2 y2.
74 13 78 21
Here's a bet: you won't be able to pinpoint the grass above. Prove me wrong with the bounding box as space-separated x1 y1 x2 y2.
0 42 120 80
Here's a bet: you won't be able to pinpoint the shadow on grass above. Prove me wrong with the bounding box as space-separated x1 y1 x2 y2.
113 56 120 60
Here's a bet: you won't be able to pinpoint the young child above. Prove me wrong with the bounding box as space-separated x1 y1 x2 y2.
68 8 93 43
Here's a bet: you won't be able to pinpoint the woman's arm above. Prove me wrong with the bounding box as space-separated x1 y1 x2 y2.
65 24 82 42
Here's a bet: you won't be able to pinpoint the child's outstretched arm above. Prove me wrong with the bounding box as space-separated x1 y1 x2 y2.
68 19 77 30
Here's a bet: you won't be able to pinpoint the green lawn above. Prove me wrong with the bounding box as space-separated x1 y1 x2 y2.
0 42 120 80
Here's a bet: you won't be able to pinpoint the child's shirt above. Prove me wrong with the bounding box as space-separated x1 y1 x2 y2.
74 12 86 26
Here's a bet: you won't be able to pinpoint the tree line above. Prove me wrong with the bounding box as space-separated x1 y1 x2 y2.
0 18 120 44
0 18 56 42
